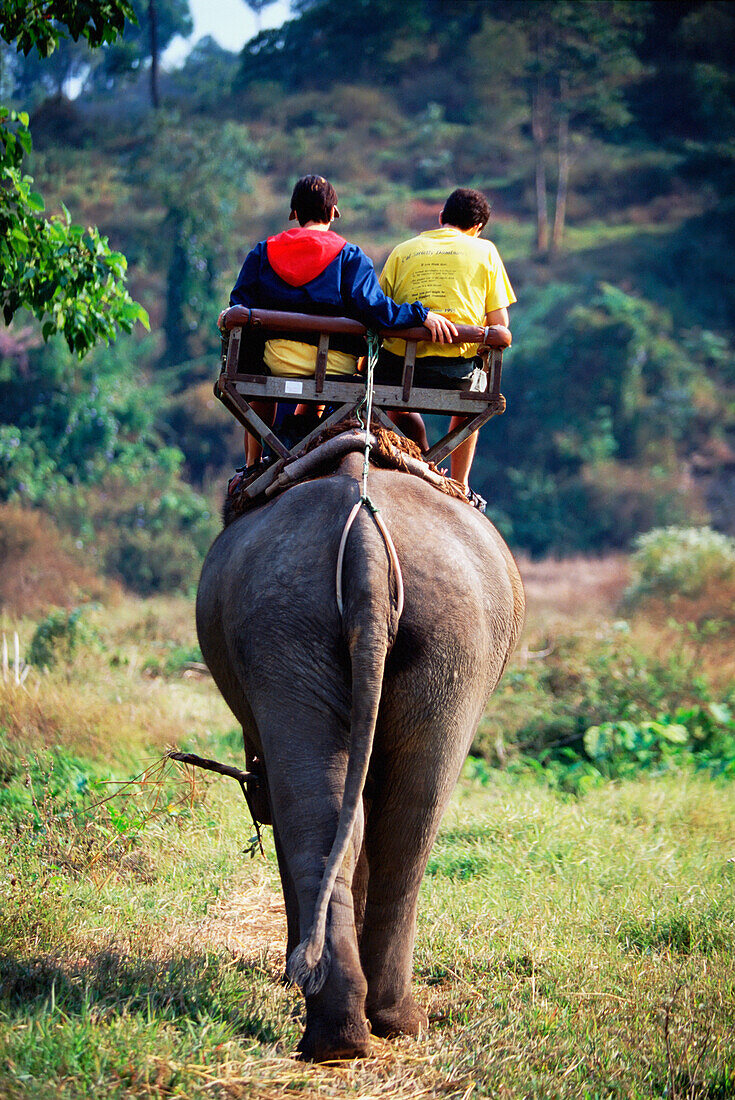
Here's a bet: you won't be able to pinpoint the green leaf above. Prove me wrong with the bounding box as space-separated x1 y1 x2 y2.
659 724 690 745
584 723 614 760
708 703 732 727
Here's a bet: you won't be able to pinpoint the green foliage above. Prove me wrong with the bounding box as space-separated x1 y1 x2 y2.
91 0 192 93
0 330 160 500
583 703 735 778
0 107 149 354
5 35 95 103
474 281 730 553
162 643 203 674
0 740 101 823
1 0 148 356
476 619 735 780
128 113 257 365
94 479 214 596
166 35 239 111
0 0 136 58
625 526 735 603
239 0 433 93
0 329 216 595
28 607 95 668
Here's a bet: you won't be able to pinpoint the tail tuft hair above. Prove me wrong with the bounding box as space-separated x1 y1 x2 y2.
286 938 332 997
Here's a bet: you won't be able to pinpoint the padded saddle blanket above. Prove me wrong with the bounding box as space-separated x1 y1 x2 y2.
224 419 470 524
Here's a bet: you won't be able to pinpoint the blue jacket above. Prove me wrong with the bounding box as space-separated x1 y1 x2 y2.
229 228 428 330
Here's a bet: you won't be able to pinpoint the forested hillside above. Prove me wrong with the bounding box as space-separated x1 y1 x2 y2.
2 0 734 591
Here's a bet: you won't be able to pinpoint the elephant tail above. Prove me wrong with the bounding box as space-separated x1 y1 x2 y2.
287 508 396 997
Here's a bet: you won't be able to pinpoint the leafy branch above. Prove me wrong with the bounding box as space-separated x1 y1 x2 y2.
1 107 149 355
0 0 136 57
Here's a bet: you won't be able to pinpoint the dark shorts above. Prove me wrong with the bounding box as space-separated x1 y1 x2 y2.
375 349 481 391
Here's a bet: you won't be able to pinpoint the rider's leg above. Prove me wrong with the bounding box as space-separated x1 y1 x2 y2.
448 418 478 490
245 400 276 465
386 411 429 451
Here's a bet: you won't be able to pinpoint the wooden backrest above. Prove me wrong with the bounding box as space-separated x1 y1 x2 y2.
221 306 511 399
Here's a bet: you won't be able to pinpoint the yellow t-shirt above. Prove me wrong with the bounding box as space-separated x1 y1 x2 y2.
379 227 516 359
264 339 357 377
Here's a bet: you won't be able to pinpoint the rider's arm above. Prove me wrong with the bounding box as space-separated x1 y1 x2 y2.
485 306 510 328
229 243 265 307
341 245 455 342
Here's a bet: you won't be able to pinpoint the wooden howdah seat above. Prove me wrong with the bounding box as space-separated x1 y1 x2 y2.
217 306 512 501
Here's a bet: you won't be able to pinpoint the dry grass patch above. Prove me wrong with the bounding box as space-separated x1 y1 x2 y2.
0 671 231 764
0 503 115 616
173 873 288 970
517 553 630 630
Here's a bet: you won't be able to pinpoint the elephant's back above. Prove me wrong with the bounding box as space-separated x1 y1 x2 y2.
198 462 522 671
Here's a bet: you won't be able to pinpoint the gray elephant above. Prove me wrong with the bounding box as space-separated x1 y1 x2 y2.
196 450 524 1061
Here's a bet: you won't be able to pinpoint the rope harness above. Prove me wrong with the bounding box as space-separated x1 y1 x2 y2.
335 333 404 619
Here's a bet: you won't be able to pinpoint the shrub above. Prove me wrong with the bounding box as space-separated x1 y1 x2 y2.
625 525 735 602
583 703 735 779
51 470 217 598
28 608 96 669
475 620 735 771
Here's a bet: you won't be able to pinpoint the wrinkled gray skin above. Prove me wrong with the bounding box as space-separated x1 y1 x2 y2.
196 452 524 1061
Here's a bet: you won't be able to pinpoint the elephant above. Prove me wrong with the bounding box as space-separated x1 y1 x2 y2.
196 448 524 1061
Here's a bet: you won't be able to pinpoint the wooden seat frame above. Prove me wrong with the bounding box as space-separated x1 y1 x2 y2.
217 306 511 501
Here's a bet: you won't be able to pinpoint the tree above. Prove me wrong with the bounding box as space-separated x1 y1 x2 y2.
515 2 647 255
1 3 149 354
0 0 135 56
238 0 431 92
243 0 277 34
5 35 94 101
90 0 192 106
129 113 257 367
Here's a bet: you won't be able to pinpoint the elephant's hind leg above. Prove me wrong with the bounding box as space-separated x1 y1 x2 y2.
360 733 466 1039
254 707 371 1062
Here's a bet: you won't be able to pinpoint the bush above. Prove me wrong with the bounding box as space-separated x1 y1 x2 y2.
51 468 217 598
582 703 735 779
474 620 734 769
27 608 98 669
625 525 735 602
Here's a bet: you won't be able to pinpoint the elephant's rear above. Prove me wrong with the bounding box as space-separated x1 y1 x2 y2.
372 467 524 749
195 460 524 1060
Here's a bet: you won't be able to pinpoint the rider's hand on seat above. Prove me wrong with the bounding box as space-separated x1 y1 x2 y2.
424 312 458 344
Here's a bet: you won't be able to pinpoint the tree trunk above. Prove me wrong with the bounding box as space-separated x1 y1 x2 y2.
551 105 569 254
165 213 188 365
148 0 160 109
532 87 549 255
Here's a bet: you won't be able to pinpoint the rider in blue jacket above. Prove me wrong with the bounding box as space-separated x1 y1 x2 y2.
224 175 454 465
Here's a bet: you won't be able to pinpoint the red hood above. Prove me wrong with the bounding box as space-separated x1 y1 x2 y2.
266 228 347 286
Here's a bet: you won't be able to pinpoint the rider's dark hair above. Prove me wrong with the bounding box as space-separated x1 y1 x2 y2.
289 175 340 226
440 188 491 231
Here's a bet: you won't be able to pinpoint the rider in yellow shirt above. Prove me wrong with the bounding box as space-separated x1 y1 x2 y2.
378 188 515 502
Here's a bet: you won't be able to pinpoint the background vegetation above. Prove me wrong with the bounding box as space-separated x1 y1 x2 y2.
2 0 734 591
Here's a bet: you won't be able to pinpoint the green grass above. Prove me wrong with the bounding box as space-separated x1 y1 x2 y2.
0 596 733 1097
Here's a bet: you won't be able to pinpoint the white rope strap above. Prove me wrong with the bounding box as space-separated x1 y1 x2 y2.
335 332 404 619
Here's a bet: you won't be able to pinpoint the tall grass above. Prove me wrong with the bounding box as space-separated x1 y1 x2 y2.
0 574 733 1097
